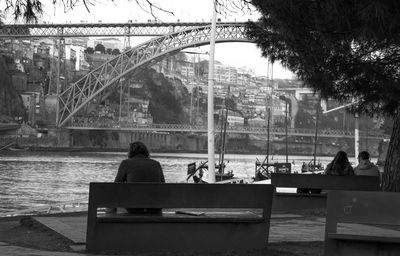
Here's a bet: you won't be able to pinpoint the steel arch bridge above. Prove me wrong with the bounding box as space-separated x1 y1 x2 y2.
0 21 241 38
57 23 251 127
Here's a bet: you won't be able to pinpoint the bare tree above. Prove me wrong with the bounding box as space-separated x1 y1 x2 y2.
2 0 175 23
2 0 255 23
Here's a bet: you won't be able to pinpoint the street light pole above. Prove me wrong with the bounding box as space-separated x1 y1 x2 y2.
323 100 360 158
285 100 288 163
354 113 359 158
207 0 217 183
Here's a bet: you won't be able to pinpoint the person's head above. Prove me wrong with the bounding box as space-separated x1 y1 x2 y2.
128 141 149 158
332 150 349 165
358 151 370 160
358 151 370 162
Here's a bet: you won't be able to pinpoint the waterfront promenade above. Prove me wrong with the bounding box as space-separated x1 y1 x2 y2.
0 211 326 256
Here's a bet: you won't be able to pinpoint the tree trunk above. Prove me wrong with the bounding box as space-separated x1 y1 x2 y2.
382 111 400 191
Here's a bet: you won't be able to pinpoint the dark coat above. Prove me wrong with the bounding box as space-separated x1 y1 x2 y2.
325 162 354 176
114 154 165 183
114 154 165 214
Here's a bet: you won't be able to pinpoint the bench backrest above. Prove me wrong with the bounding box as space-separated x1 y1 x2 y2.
271 173 380 191
88 182 274 211
325 190 400 236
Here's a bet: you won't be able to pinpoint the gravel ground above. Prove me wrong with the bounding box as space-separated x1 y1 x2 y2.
0 215 324 256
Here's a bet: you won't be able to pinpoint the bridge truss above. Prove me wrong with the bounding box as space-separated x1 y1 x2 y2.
57 23 250 127
0 22 244 38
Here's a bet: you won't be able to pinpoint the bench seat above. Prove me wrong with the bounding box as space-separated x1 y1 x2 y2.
328 233 400 243
98 210 264 223
271 173 380 212
324 190 400 256
86 183 274 253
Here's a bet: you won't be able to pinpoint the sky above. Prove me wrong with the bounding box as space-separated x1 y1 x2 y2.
4 0 295 79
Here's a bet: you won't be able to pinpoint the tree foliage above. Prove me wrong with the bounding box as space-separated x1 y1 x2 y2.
2 0 174 23
94 43 105 54
3 0 43 23
247 0 400 116
112 48 120 55
2 0 255 24
84 47 94 54
246 0 400 191
139 69 189 124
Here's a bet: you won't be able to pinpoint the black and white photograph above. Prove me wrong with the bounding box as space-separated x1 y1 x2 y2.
0 1 399 255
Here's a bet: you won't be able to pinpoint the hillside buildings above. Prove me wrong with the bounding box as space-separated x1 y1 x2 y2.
1 37 327 130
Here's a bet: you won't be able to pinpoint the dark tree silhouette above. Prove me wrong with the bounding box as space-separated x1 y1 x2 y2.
112 48 120 55
84 47 94 54
246 0 400 191
2 0 175 23
94 43 105 54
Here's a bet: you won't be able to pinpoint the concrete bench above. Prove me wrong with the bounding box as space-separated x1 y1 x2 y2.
86 182 274 254
271 173 380 212
325 190 400 256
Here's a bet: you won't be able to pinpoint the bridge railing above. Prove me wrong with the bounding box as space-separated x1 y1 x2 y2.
66 120 385 139
0 22 244 38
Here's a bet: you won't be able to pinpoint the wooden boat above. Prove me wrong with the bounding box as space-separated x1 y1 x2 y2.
9 146 29 151
187 87 235 183
187 161 234 183
254 104 291 181
301 159 324 174
8 143 29 151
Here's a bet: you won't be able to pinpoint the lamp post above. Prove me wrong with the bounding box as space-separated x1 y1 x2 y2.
207 0 217 183
323 100 360 159
279 95 289 163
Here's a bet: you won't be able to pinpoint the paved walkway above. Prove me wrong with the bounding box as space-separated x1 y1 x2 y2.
0 213 326 255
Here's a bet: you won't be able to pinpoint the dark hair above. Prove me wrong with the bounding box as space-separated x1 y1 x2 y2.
358 151 370 160
331 150 350 170
128 141 149 158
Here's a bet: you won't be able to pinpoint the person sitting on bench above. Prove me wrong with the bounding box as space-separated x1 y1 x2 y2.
354 151 380 177
113 141 165 214
325 150 354 176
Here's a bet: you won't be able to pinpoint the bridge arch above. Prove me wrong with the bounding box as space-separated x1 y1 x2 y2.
58 23 252 127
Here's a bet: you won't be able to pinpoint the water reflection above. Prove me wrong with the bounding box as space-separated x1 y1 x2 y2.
0 151 337 214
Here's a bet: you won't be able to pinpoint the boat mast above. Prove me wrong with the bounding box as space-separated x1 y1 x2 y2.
256 60 273 174
266 59 273 165
266 108 271 165
313 98 320 167
218 107 224 170
207 0 217 183
219 86 230 173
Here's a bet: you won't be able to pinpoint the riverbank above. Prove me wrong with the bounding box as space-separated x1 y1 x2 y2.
2 145 380 159
0 210 325 256
2 127 382 157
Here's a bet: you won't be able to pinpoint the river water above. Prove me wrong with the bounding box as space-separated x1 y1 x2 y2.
0 151 349 215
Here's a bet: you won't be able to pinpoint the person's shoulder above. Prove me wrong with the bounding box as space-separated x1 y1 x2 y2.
149 158 162 165
120 158 129 164
371 163 380 171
